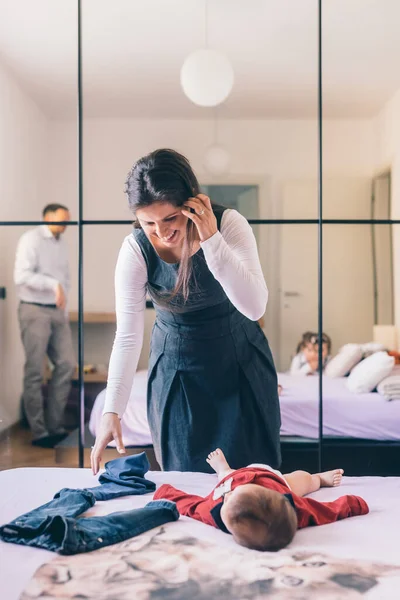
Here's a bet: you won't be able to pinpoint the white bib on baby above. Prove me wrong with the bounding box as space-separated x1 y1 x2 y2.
212 477 233 500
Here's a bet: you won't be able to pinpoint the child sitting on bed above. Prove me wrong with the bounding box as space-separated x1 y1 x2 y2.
290 331 332 375
154 449 369 552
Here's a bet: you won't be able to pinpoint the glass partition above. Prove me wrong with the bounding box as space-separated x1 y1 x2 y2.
0 1 78 468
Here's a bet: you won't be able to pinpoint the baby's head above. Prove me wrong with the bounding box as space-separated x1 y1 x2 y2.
220 484 297 552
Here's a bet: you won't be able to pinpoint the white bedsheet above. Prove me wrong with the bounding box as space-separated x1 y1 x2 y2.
89 370 400 445
0 467 399 599
278 373 400 440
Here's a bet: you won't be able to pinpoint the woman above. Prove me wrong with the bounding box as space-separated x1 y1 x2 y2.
91 149 281 474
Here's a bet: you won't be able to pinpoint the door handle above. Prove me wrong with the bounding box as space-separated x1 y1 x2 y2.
283 291 301 297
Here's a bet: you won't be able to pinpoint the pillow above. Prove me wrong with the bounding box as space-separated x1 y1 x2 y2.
346 351 395 393
360 342 386 357
325 344 363 378
377 373 400 401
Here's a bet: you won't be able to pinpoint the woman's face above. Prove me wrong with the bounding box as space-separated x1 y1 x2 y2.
136 202 189 248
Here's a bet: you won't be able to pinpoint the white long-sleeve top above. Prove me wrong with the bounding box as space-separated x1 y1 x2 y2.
14 225 70 304
104 209 268 417
290 353 314 376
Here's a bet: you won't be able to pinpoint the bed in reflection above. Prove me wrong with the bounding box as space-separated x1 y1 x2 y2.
278 373 400 440
89 369 400 472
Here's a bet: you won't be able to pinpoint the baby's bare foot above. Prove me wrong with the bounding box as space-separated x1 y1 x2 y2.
206 448 230 474
318 469 344 487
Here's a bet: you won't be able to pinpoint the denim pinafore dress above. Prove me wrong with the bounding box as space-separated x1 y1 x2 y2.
133 207 281 473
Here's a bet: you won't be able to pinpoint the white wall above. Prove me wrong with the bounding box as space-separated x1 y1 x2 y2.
50 118 375 222
0 61 49 432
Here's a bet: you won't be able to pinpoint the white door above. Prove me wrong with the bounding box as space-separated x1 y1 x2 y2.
373 174 393 325
279 178 373 371
279 181 318 371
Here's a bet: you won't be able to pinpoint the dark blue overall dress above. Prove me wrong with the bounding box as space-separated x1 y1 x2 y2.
133 207 281 473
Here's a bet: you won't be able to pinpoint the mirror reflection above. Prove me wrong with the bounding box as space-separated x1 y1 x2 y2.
0 1 399 479
0 0 77 468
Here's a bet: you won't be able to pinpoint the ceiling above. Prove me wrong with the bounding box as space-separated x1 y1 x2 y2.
0 0 399 119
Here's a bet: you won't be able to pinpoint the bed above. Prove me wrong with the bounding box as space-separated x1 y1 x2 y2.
89 370 400 444
1 467 399 599
278 373 400 440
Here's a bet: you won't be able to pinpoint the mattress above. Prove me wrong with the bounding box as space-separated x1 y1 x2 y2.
89 370 400 444
278 373 400 440
0 468 399 599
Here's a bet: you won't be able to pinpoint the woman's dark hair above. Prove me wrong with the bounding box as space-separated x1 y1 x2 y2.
125 149 201 302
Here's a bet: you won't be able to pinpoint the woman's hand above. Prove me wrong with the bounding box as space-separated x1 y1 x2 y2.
181 194 218 242
90 413 126 475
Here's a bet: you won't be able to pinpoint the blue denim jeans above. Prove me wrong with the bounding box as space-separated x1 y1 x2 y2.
0 489 178 554
0 453 178 554
88 452 156 500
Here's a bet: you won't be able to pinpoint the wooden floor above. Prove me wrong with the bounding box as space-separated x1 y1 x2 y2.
0 424 160 471
0 424 79 471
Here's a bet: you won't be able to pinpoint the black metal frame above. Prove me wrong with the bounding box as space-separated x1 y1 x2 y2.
3 218 400 227
2 0 400 470
77 0 85 467
317 0 324 472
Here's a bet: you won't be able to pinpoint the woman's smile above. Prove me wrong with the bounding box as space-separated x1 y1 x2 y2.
153 229 179 245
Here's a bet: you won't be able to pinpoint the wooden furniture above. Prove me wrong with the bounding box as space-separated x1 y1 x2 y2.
68 311 115 382
43 364 108 384
68 311 116 324
42 312 116 383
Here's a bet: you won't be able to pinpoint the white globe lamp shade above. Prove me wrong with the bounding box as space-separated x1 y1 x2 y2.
180 49 234 107
203 145 231 176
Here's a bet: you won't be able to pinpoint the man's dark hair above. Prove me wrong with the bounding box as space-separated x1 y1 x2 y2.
42 204 69 217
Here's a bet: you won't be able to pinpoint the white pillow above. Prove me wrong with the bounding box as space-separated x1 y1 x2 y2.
360 342 386 357
346 351 395 393
325 344 363 378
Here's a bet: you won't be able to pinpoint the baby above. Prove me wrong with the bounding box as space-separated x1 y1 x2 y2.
154 449 369 552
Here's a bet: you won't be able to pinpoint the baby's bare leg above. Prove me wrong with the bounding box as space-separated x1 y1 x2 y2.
206 449 235 481
284 471 321 497
284 469 344 497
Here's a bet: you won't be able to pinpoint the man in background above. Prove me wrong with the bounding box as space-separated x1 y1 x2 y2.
14 204 75 448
